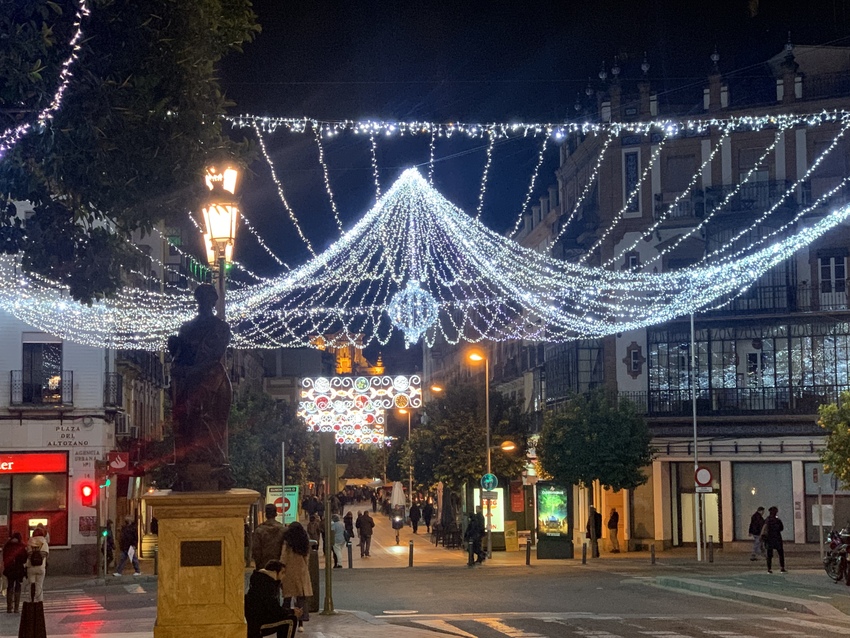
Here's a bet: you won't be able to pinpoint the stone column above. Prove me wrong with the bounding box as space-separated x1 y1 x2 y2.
148 489 259 638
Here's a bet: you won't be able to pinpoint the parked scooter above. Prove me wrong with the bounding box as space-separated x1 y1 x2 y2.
824 528 850 583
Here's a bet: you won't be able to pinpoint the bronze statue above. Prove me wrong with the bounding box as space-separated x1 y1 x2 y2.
167 284 234 491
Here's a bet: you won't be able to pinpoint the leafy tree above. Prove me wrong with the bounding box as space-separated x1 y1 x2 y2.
410 383 530 493
819 391 850 488
538 388 653 494
228 391 316 494
338 446 383 479
0 0 259 302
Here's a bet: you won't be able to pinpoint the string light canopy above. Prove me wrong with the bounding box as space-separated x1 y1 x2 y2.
1 165 848 351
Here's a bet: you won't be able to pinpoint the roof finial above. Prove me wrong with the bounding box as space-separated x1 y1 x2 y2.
598 61 607 82
611 56 621 80
641 52 650 76
710 46 720 72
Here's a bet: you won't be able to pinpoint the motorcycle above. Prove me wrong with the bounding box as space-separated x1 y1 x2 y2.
824 528 850 583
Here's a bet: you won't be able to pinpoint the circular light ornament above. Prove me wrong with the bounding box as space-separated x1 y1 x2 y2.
387 281 439 348
354 377 370 392
395 394 410 408
314 378 330 393
393 376 410 392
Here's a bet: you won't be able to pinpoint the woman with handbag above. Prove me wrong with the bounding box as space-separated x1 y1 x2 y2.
280 522 312 633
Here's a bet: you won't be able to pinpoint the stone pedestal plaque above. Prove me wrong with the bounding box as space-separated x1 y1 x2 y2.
148 489 259 638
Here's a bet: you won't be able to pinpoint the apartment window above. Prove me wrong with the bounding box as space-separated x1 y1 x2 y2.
663 155 697 194
22 342 63 405
623 150 641 214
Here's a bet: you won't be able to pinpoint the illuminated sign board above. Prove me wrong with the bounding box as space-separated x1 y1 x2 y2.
298 375 422 445
536 482 569 537
0 453 68 473
473 487 505 533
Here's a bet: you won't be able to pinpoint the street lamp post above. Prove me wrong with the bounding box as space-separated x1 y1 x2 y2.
201 164 241 319
399 408 414 508
468 350 491 559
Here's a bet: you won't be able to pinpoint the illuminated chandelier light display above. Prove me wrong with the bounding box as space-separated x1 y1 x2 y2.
298 375 422 445
2 109 850 349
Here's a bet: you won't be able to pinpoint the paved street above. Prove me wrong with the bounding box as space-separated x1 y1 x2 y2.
0 507 848 638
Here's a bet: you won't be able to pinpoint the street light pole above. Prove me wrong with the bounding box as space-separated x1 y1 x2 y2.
407 409 413 508
484 355 491 559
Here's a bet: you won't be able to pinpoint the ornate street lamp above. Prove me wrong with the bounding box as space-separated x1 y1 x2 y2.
467 348 492 558
201 164 241 319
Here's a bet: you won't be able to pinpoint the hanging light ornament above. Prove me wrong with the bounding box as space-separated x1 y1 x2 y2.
387 281 439 347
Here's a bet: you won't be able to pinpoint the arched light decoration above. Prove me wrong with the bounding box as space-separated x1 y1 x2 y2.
202 164 241 266
298 375 422 446
387 281 439 348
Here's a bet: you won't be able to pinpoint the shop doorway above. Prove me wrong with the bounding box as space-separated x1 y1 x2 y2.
671 462 721 546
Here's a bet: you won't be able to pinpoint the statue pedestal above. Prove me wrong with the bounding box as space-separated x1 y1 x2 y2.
148 489 259 638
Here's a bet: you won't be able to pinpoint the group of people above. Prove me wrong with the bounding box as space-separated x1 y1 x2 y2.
249 504 314 634
749 505 787 573
1 523 49 611
585 507 620 557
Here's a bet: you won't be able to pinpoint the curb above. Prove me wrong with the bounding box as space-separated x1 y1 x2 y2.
654 576 848 619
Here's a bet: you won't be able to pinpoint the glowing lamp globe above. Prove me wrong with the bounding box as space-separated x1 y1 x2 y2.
202 165 241 265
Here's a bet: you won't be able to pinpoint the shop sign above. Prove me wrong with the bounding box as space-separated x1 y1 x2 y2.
0 452 67 473
510 480 524 513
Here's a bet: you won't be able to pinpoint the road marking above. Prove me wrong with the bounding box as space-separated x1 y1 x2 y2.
383 609 418 615
412 620 478 637
42 589 103 614
809 594 832 599
773 617 850 634
477 617 545 637
123 584 145 594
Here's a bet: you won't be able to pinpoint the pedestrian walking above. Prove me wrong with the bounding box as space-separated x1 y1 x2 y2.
280 522 312 633
748 506 765 560
607 508 620 553
422 501 434 534
370 492 377 513
330 514 345 568
464 508 486 565
245 559 301 638
3 533 26 613
586 506 602 558
25 527 48 602
252 503 287 570
358 511 374 557
343 511 354 543
409 502 422 534
306 513 323 556
763 506 786 574
113 516 141 576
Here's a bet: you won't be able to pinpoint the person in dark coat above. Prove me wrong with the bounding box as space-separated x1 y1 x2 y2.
464 508 486 566
422 501 435 533
343 511 354 542
586 506 603 558
371 492 378 513
244 560 301 638
607 508 620 553
114 516 140 576
409 502 422 534
2 533 27 613
252 504 286 570
748 506 765 560
763 506 786 574
359 511 375 557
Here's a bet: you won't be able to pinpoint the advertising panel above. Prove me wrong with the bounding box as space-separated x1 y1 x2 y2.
473 487 504 532
537 482 569 537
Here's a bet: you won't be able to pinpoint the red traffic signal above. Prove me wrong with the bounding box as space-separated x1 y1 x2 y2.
80 482 96 508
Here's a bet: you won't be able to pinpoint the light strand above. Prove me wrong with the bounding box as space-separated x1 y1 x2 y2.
509 133 550 238
370 135 381 203
475 131 495 220
313 123 343 233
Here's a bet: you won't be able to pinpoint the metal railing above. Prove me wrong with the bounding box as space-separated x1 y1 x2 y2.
622 384 850 416
10 370 73 406
705 283 848 315
104 372 123 407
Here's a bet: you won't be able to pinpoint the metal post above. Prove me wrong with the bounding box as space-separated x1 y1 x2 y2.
581 542 587 564
217 254 226 319
818 479 824 562
485 357 492 560
708 535 714 563
407 411 413 509
408 540 414 567
347 542 353 568
650 543 656 565
281 442 285 519
525 538 532 565
691 313 702 562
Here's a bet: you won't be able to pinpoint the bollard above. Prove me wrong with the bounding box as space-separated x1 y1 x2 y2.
650 543 656 565
468 541 475 567
525 539 532 566
308 539 320 613
154 545 158 576
347 541 353 568
408 540 414 567
708 535 714 563
582 542 587 564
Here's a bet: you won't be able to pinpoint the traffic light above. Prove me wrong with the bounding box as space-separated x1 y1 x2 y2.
81 481 96 508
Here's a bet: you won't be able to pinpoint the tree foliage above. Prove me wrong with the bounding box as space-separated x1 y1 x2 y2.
338 446 383 480
538 388 653 492
0 0 259 302
228 391 317 494
819 391 850 489
409 383 531 492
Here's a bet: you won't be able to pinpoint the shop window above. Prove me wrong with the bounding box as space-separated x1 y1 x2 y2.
732 462 792 541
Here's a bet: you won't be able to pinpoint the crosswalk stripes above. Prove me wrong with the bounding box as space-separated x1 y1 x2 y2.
42 588 103 614
476 618 545 638
412 619 478 637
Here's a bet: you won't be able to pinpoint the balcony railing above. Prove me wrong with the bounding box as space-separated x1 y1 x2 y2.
703 283 848 315
10 370 73 406
104 372 123 408
621 385 850 416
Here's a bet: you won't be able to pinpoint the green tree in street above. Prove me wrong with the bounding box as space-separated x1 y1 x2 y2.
228 391 316 494
538 388 653 492
410 383 530 493
339 446 383 480
0 0 259 303
819 391 850 488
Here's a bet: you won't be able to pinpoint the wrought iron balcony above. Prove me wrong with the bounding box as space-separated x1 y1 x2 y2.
10 370 73 406
621 384 850 417
703 283 848 315
104 372 123 408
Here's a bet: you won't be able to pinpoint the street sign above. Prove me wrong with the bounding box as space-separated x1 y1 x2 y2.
694 466 712 487
482 490 498 499
480 473 498 490
695 486 713 493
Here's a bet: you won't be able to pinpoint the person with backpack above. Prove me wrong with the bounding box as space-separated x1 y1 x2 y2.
113 516 141 576
3 533 27 613
25 528 48 602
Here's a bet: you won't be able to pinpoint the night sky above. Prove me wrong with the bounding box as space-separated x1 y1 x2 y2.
217 0 850 370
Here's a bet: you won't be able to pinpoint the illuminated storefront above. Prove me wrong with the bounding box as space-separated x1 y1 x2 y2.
0 452 69 545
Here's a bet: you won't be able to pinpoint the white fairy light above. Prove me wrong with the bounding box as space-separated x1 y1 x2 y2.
508 132 551 238
313 123 343 233
428 130 436 185
476 130 496 220
370 135 382 202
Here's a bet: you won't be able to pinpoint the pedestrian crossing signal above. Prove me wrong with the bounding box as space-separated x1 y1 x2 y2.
81 482 96 508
